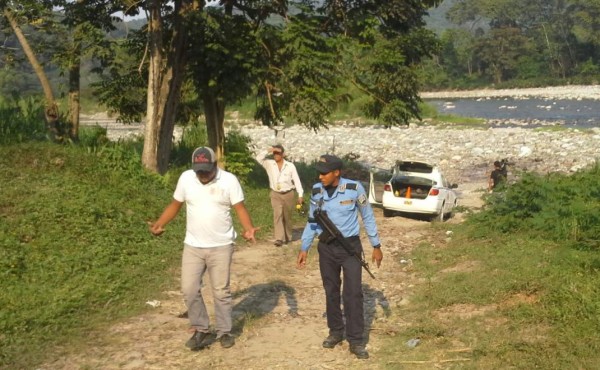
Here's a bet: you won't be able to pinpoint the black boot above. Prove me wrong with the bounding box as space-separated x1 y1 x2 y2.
322 335 344 348
349 344 369 359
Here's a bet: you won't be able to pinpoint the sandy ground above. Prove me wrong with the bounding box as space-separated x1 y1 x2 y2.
38 181 486 370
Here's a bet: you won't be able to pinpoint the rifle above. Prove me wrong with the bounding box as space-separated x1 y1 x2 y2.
314 209 376 279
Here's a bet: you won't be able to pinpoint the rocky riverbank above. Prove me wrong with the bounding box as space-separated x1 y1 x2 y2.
82 85 600 185
237 123 600 186
421 85 600 100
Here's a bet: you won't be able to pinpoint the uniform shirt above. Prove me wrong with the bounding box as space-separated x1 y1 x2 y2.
300 177 380 252
173 168 244 248
257 150 304 197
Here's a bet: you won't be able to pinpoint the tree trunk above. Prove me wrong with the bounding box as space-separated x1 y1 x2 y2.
142 0 194 174
4 8 61 140
204 95 226 167
68 58 81 141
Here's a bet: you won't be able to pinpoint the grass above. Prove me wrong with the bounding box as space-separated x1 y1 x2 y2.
0 142 187 368
4 97 600 368
0 135 311 369
378 164 600 369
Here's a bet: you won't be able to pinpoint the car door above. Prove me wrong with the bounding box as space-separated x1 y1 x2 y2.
368 166 391 205
439 175 456 213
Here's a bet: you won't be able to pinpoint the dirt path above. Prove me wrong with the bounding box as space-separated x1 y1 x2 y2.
40 183 485 370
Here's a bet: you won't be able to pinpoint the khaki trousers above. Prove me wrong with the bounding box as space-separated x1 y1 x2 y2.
181 244 234 335
270 190 295 242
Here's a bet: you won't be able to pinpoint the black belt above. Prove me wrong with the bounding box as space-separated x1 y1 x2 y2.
273 189 294 194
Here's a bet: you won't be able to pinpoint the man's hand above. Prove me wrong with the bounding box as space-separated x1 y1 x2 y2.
148 221 165 236
372 247 383 268
243 227 260 243
297 197 304 204
297 251 308 269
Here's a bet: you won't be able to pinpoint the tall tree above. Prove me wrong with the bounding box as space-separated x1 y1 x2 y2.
96 0 441 173
53 0 120 140
141 0 201 174
2 3 61 140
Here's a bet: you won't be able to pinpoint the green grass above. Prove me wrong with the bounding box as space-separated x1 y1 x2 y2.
0 142 187 368
379 164 600 369
0 138 307 369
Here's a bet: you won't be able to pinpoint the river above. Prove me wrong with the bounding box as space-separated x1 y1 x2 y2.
425 97 600 128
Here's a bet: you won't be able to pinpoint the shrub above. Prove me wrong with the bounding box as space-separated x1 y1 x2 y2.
469 162 600 249
0 96 46 144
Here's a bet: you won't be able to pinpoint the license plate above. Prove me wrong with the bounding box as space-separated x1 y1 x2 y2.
404 200 412 205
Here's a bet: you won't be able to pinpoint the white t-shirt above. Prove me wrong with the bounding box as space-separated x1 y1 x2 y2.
173 169 244 248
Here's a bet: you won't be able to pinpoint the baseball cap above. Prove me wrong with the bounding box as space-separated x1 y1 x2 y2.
315 154 343 174
192 147 217 172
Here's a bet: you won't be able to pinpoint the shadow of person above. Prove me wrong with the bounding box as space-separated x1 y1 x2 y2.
362 284 391 344
290 227 304 242
230 280 298 337
176 280 297 346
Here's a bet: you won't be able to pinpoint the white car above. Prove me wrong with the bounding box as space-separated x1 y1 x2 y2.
368 160 458 221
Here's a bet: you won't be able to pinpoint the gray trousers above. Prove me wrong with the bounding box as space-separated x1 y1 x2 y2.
181 244 234 336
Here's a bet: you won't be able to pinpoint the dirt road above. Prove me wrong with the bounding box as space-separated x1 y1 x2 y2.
39 182 485 370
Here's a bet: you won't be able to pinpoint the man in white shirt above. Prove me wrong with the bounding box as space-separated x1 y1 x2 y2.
257 144 304 247
149 147 259 351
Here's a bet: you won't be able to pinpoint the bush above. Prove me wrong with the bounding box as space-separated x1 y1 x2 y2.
469 162 600 249
0 96 46 144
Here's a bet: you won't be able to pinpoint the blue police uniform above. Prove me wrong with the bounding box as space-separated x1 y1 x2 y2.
300 177 380 346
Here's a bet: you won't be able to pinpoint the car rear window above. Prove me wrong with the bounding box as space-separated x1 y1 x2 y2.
396 161 434 174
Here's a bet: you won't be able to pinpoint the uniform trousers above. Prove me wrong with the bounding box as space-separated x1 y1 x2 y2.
181 244 234 336
317 236 364 345
270 189 296 242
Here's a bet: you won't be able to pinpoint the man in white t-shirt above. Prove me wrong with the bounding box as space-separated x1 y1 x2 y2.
257 144 304 247
150 147 259 351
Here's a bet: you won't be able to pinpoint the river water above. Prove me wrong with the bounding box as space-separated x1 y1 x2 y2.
425 98 600 128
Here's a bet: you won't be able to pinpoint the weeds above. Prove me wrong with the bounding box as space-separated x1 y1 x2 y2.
0 96 46 144
384 162 600 368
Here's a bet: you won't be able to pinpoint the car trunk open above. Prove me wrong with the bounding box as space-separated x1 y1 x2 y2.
390 175 435 200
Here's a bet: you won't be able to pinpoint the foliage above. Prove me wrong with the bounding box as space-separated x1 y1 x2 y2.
340 29 438 127
469 163 600 250
0 142 181 368
223 130 255 184
425 0 600 89
378 161 600 368
186 9 263 113
257 16 341 130
0 95 47 144
91 29 149 123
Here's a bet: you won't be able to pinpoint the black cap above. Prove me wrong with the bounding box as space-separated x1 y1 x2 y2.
315 154 343 174
192 147 217 172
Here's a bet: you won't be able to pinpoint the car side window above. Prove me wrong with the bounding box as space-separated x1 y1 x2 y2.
441 175 448 188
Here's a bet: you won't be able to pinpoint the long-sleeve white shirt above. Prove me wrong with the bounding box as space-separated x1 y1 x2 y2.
257 150 304 197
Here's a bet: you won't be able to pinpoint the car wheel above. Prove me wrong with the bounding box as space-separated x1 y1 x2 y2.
383 208 393 217
437 211 445 222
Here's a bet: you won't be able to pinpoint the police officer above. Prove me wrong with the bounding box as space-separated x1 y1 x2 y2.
296 154 383 359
